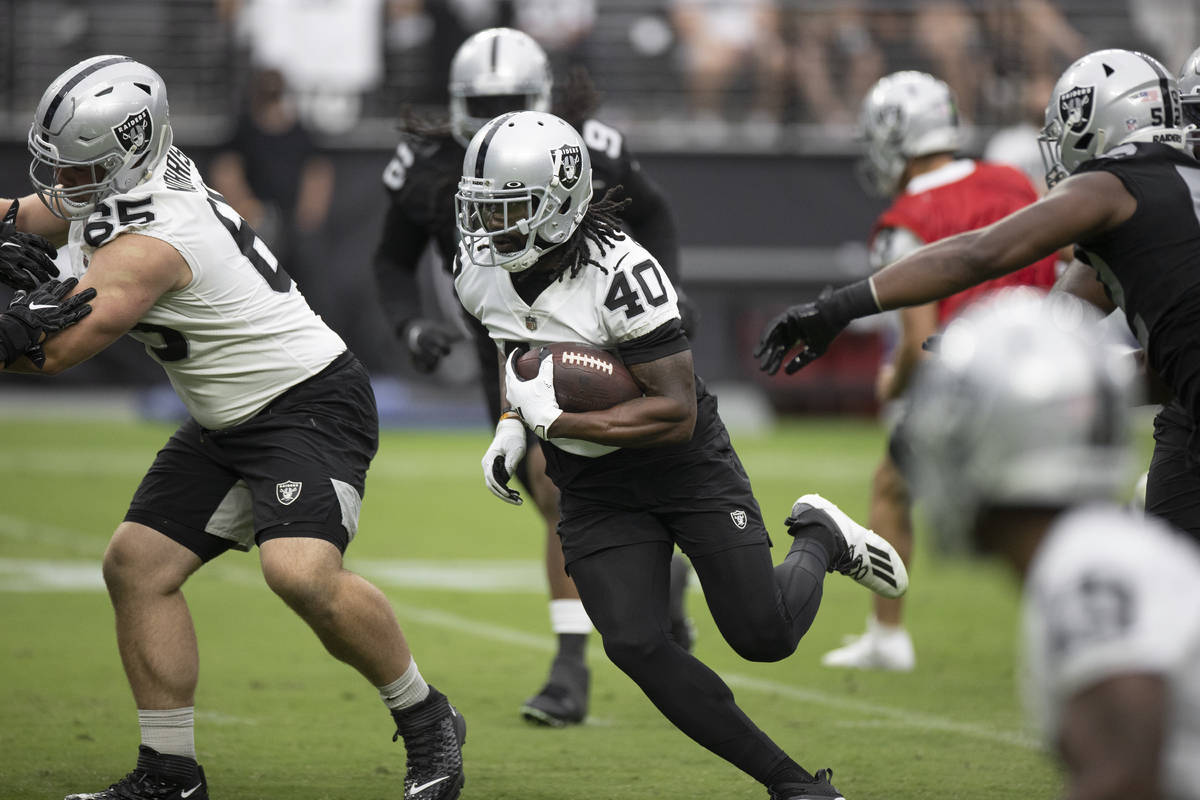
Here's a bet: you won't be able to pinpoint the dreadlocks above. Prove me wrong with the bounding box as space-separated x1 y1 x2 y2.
551 186 632 281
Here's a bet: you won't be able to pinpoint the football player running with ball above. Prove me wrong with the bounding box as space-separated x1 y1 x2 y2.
373 26 695 727
4 56 465 800
455 110 909 800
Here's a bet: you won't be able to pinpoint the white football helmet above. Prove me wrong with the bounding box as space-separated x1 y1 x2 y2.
27 55 172 220
1039 49 1184 188
895 288 1138 554
448 28 553 148
857 71 960 196
1179 45 1200 151
456 111 592 272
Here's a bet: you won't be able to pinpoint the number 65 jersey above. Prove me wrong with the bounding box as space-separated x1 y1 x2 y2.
63 147 346 430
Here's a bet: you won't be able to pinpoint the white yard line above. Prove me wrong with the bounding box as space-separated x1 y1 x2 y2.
0 550 1038 751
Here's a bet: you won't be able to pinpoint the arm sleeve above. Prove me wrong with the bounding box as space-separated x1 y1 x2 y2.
616 318 689 366
371 196 430 333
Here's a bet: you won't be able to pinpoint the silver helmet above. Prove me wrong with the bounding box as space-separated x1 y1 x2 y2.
27 55 172 220
894 288 1138 553
1039 49 1184 188
1179 45 1200 151
857 71 960 196
456 111 592 272
448 28 553 148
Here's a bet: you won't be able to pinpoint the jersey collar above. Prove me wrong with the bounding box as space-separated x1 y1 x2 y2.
905 159 976 195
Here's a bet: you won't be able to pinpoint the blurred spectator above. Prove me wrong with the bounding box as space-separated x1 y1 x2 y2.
787 5 884 126
209 68 335 274
670 0 788 143
512 0 597 74
218 0 387 134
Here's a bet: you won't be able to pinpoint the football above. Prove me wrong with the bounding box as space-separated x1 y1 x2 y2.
514 342 642 412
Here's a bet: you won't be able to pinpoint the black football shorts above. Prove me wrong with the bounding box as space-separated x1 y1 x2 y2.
124 352 379 560
556 438 772 569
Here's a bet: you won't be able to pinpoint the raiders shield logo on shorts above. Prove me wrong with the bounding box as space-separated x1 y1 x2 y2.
276 480 303 505
730 509 748 530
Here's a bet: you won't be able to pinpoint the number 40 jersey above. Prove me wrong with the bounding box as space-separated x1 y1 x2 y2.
62 147 346 430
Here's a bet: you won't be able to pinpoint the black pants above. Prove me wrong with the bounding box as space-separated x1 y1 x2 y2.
567 536 829 784
1146 401 1200 544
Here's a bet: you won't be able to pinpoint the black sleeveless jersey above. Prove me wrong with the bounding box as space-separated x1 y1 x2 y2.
372 117 681 331
1074 142 1200 420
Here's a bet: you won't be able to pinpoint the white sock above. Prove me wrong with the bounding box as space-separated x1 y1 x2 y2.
378 660 430 712
550 599 592 634
138 707 196 761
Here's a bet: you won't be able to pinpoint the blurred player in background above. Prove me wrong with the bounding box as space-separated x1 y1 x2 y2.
4 56 465 800
756 48 1200 550
896 289 1200 800
372 26 695 727
457 109 909 800
820 71 1057 672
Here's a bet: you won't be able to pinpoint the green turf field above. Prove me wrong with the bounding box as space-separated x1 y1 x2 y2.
0 415 1108 799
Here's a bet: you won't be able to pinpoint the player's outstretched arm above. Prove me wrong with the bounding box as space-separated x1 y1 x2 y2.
1057 674 1166 799
4 233 188 374
755 170 1134 375
0 193 70 246
0 199 61 290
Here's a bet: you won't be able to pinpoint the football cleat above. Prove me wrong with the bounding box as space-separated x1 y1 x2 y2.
65 746 207 800
786 494 908 599
769 768 845 800
520 656 589 727
392 686 467 800
822 616 916 671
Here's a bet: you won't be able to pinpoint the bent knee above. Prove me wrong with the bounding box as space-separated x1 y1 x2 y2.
726 632 796 663
102 522 198 595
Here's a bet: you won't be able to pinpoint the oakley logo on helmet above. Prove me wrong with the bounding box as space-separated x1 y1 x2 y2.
553 145 582 189
1059 86 1095 134
112 107 152 154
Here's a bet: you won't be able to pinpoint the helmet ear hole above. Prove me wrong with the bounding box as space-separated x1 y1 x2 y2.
558 197 572 215
1072 133 1094 151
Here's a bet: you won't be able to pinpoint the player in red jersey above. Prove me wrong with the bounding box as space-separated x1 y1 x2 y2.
821 72 1059 671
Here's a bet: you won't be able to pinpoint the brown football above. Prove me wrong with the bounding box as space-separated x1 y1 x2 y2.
514 342 642 412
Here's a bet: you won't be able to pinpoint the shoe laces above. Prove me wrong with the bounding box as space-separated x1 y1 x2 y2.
395 715 458 780
832 548 868 581
101 768 176 799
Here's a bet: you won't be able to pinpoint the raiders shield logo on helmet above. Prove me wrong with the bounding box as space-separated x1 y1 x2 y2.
553 145 582 189
276 480 303 505
112 107 153 154
1059 86 1095 134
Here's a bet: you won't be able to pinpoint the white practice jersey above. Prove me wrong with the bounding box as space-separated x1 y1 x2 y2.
1022 504 1200 798
454 234 680 456
63 147 346 429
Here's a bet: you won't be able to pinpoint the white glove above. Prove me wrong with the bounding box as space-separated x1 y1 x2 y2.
482 416 527 505
504 349 563 440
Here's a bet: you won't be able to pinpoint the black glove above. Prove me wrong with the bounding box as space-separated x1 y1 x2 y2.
0 199 59 290
400 318 461 374
754 280 877 375
1 277 96 368
676 288 701 338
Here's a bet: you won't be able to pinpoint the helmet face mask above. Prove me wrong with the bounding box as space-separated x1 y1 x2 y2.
449 28 553 148
856 71 960 197
1039 49 1184 188
27 55 172 220
456 111 591 272
896 289 1138 554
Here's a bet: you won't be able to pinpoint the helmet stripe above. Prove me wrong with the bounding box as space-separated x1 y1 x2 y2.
474 112 516 178
1132 51 1176 127
41 55 133 131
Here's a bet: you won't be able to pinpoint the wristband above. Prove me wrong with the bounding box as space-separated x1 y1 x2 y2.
499 406 521 422
825 279 881 326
